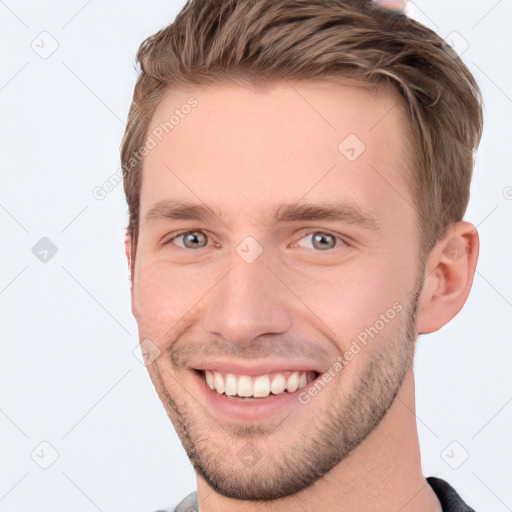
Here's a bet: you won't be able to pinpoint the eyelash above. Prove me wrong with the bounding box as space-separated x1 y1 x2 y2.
163 230 350 251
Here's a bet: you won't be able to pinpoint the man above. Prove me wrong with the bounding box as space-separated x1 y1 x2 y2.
121 0 483 510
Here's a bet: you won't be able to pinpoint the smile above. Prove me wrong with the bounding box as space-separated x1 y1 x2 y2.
200 369 319 399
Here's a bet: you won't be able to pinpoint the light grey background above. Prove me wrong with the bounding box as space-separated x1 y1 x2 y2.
0 1 510 511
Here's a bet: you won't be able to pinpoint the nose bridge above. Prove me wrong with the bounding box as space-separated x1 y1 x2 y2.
202 245 292 344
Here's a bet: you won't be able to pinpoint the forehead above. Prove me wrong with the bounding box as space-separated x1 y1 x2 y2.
140 79 414 232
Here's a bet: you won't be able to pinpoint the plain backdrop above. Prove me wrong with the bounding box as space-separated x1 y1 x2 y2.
0 1 511 511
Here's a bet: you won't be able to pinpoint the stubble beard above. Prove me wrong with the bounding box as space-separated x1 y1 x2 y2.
148 276 423 501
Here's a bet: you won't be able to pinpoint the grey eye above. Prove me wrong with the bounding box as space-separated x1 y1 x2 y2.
295 232 338 251
311 232 337 250
178 231 208 249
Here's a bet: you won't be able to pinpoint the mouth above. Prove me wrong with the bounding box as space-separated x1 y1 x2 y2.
193 368 320 400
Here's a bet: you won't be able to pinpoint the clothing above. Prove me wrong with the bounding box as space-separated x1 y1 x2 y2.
154 476 475 511
426 477 476 512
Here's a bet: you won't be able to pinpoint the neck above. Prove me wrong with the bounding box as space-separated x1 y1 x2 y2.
195 369 442 512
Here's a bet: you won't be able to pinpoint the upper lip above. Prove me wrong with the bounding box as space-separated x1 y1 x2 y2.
191 358 322 376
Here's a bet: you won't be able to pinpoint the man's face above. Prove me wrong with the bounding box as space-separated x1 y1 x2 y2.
129 80 424 500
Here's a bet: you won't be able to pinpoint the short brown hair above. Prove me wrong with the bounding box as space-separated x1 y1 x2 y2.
121 0 483 264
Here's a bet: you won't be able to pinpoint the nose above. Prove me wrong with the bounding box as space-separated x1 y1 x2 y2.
202 249 292 346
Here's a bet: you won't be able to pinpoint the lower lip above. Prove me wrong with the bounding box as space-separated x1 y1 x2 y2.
190 370 320 422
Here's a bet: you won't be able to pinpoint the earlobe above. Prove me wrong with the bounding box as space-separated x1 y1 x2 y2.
124 231 133 287
416 222 479 335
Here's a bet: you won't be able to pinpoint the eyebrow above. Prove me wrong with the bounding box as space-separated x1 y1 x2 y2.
144 199 382 233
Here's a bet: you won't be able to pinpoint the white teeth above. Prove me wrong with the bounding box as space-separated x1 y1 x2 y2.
203 370 318 397
214 371 225 394
205 371 214 389
286 371 299 392
225 373 237 396
237 376 252 397
253 375 270 397
270 373 287 394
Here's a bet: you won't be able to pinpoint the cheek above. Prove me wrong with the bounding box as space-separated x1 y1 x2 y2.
131 258 210 343
287 254 412 349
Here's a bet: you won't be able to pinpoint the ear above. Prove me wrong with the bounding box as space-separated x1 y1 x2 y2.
124 231 134 289
416 221 479 335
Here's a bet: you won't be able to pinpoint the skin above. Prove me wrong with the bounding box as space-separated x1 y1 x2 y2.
124 79 479 512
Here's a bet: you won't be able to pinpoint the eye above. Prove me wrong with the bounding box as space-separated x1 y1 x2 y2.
163 230 348 252
165 230 209 249
290 231 347 251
